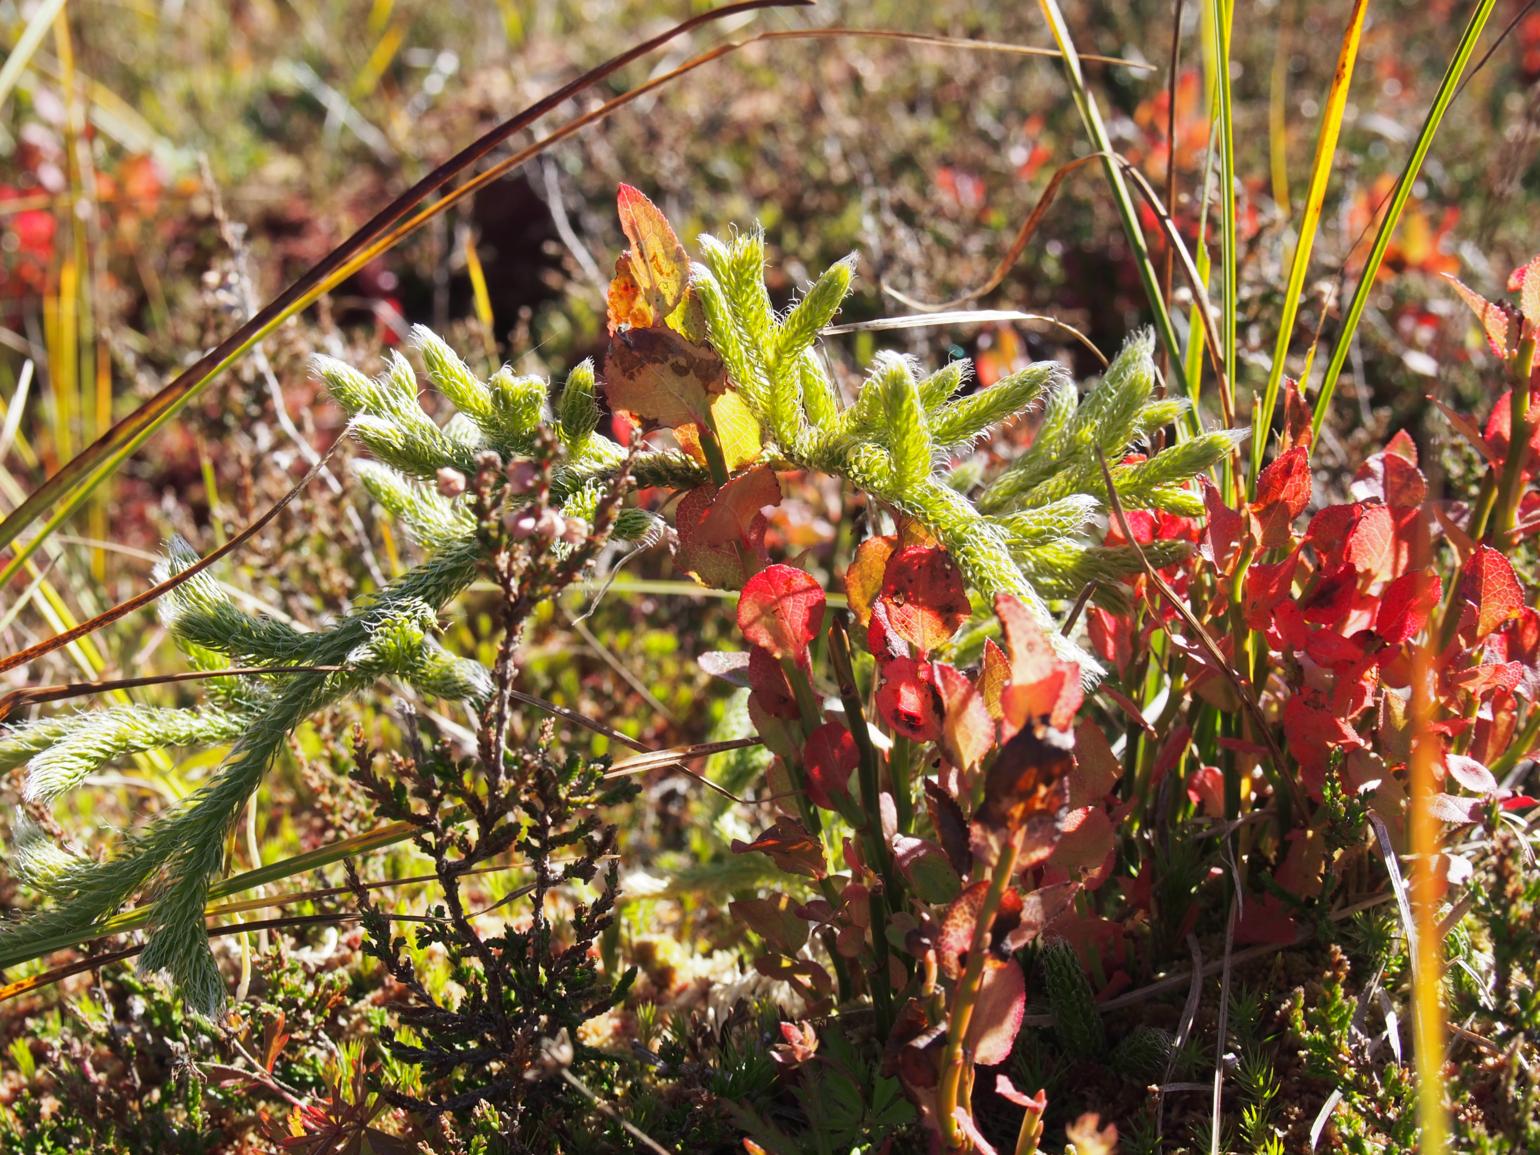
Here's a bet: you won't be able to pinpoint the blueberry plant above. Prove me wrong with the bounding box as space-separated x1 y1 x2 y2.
3 188 1538 1152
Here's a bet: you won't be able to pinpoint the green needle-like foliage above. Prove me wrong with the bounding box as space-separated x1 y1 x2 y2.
0 329 698 1016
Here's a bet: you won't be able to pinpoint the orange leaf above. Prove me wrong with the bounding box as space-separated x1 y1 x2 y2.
1447 274 1521 359
995 594 1082 731
935 663 995 771
844 536 898 627
608 184 690 333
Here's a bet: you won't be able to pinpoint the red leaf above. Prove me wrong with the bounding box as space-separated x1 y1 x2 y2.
1376 570 1442 644
1343 504 1395 582
1199 476 1245 573
938 882 1022 980
875 657 943 741
1483 388 1540 466
1508 253 1540 328
1283 692 1364 785
996 1075 1047 1113
1460 546 1524 641
1046 805 1116 890
1304 629 1370 670
1087 607 1133 676
1251 446 1312 548
738 564 826 659
803 723 858 811
1354 442 1427 508
1234 893 1299 947
1242 554 1299 634
877 546 972 655
697 466 782 545
747 646 799 719
675 485 767 590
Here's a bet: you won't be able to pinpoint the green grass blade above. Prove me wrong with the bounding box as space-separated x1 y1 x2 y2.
1036 0 1184 381
1252 0 1370 485
1310 0 1497 442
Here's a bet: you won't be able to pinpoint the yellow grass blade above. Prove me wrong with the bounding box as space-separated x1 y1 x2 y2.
1252 0 1369 484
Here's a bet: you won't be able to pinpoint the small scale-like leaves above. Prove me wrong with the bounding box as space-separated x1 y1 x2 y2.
557 359 601 451
777 256 855 362
929 363 1056 453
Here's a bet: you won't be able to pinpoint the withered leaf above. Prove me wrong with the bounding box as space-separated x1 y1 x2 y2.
603 326 726 430
979 722 1074 862
732 818 827 879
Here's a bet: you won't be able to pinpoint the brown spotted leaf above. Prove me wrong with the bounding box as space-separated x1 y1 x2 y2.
603 326 726 429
